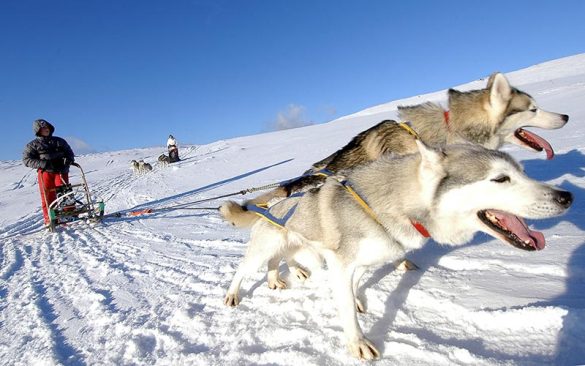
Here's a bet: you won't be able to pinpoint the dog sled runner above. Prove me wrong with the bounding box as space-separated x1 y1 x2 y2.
41 162 105 232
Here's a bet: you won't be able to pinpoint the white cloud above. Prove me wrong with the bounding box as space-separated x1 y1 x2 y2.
65 136 97 155
271 104 313 131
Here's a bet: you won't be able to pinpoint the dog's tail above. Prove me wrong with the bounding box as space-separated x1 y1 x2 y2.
220 174 328 228
310 153 337 173
219 186 290 228
219 201 260 228
397 102 446 125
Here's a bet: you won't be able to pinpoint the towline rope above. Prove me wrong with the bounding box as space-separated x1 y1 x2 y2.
110 177 294 218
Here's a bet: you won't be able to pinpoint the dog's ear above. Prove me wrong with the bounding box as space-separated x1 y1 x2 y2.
488 73 512 111
416 139 445 164
416 139 446 174
416 140 446 202
486 72 501 89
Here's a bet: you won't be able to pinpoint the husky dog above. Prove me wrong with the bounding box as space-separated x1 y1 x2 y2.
158 153 171 167
138 160 153 173
221 73 568 226
397 72 568 158
130 160 140 174
223 141 572 360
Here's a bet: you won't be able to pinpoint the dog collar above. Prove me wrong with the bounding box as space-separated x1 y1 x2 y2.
410 219 431 238
444 110 450 127
443 110 451 131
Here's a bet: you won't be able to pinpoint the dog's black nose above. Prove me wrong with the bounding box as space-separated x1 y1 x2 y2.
555 190 573 208
561 114 569 123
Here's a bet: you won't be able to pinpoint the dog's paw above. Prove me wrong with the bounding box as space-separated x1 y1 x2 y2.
293 267 310 281
224 293 240 307
268 278 287 290
355 298 366 313
397 259 418 271
348 337 380 360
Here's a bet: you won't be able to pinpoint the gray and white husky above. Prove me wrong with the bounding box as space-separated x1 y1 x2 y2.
223 141 572 360
397 72 568 158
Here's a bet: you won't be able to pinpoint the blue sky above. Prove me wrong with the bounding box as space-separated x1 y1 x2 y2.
1 0 584 160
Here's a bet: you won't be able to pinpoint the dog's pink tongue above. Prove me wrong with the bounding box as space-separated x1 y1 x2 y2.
495 210 546 250
519 128 555 160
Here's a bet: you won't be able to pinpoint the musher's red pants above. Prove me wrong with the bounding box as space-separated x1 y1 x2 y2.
37 170 69 224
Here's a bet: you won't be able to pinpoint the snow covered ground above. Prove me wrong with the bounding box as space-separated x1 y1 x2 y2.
1 54 585 365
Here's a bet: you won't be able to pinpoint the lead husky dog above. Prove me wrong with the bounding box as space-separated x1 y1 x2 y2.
223 141 572 360
221 72 569 225
397 72 568 158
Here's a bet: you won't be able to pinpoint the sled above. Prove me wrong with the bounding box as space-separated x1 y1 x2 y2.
41 162 105 232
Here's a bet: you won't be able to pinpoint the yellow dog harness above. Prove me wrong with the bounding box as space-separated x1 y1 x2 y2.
245 121 429 237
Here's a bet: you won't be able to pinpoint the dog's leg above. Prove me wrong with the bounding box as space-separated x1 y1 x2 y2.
285 257 310 282
284 245 320 282
224 249 267 306
326 256 380 360
396 259 418 271
352 266 367 313
267 257 286 289
225 230 285 306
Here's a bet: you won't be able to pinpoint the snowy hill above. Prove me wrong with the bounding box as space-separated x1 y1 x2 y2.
1 54 585 365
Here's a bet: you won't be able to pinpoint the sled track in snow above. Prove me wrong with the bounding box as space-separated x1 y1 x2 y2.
0 216 249 364
10 169 35 191
0 212 46 239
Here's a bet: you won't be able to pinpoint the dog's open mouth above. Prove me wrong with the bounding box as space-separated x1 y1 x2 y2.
514 128 554 160
477 209 545 251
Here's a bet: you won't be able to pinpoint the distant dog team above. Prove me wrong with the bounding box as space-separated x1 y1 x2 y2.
130 159 153 175
130 154 175 175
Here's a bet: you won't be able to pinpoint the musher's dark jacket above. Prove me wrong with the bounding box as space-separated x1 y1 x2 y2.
22 120 75 174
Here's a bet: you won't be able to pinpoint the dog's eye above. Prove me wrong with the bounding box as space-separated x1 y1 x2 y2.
491 175 510 183
530 108 537 113
507 109 523 115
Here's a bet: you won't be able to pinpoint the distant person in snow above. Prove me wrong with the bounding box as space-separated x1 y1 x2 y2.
22 119 75 226
167 134 180 163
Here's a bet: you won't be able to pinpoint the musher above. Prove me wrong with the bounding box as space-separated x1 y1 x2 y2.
23 119 75 227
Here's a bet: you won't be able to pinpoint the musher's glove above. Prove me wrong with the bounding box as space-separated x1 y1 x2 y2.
63 157 74 167
41 159 52 171
50 158 65 171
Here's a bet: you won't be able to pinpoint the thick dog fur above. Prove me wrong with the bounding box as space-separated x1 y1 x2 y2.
224 142 573 360
220 73 569 229
398 72 568 153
